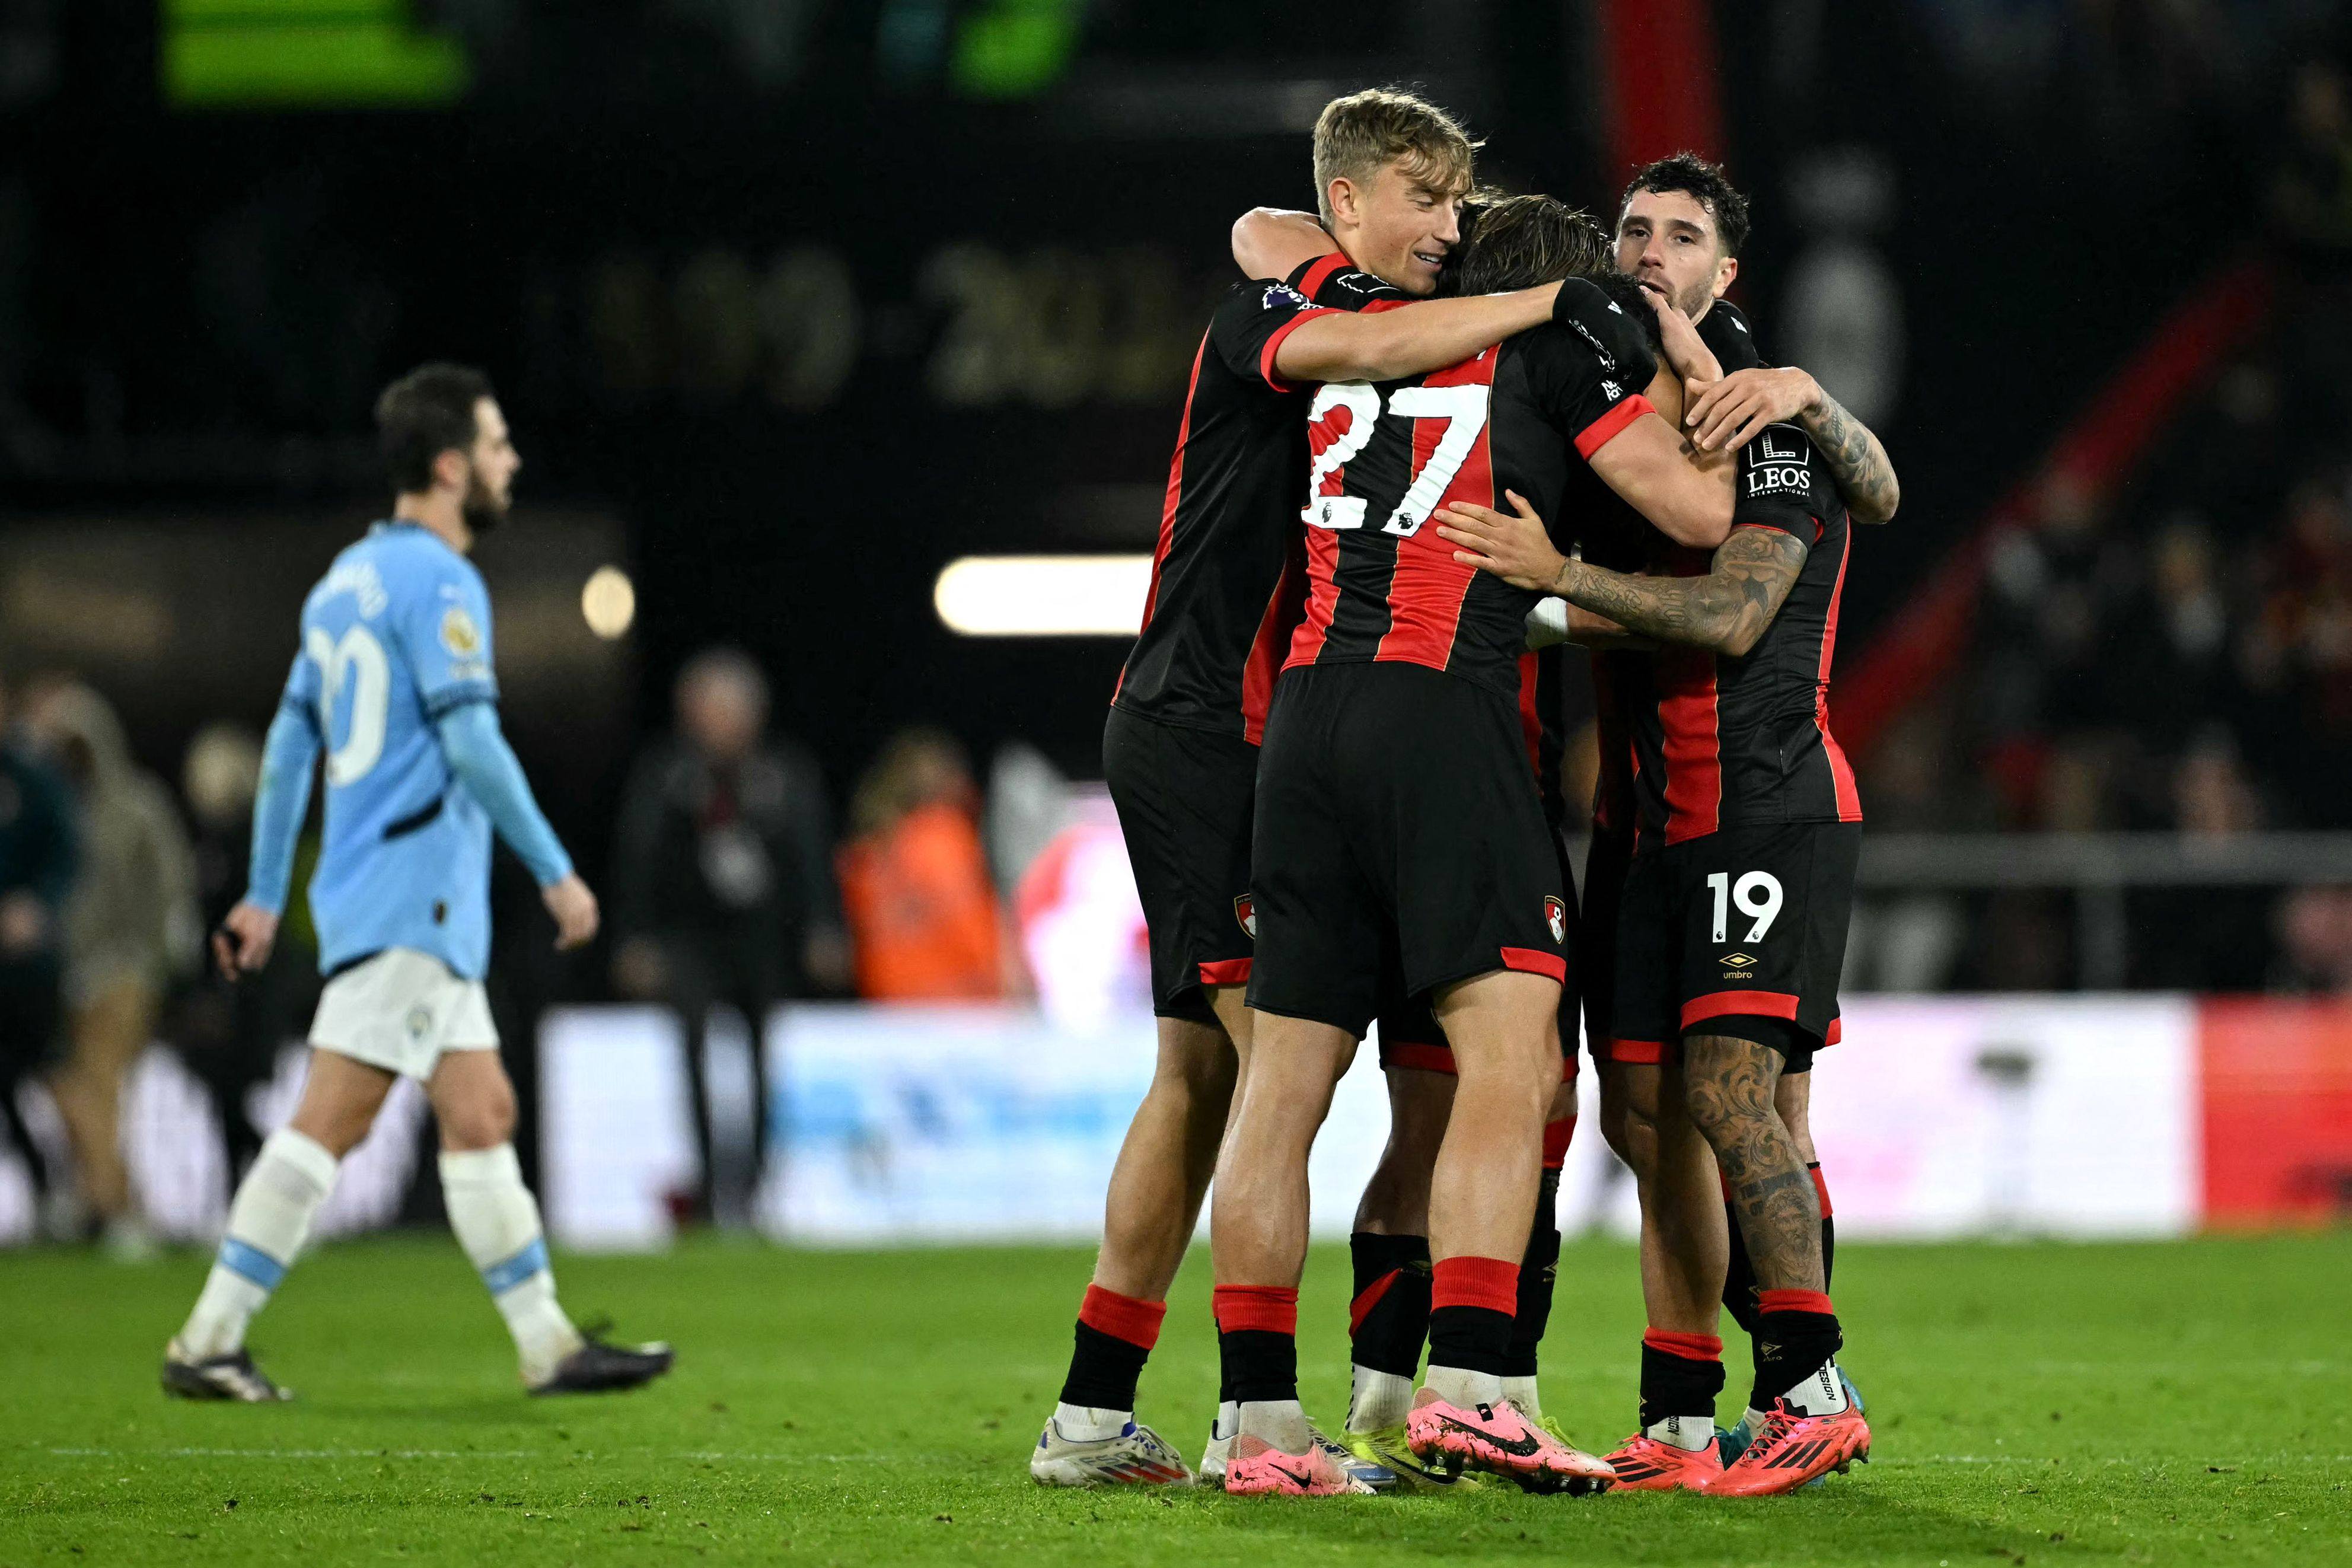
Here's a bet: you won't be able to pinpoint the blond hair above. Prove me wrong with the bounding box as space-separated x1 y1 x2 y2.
1311 88 1480 224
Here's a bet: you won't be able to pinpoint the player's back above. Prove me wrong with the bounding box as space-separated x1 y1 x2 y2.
1286 281 1656 702
289 521 499 978
1114 256 1406 743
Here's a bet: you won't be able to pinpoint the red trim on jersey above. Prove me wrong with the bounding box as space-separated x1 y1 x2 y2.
1542 1116 1576 1169
1824 1016 1843 1047
1610 1038 1667 1064
1809 1165 1834 1218
1241 540 1306 744
1116 335 1209 705
1501 946 1568 982
1515 651 1542 780
1373 349 1497 671
1386 1041 1458 1076
1681 990 1800 1029
1816 527 1863 820
1288 521 1344 666
1573 392 1656 460
1259 305 1339 392
1197 958 1252 987
1298 253 1349 297
1661 658 1723 844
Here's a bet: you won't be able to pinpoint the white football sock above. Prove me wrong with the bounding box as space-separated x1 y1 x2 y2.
1053 1402 1131 1441
1645 1413 1716 1452
1235 1398 1310 1454
439 1145 582 1383
1422 1363 1505 1411
1500 1374 1542 1420
179 1128 338 1359
1742 1403 1770 1432
1212 1399 1239 1442
1347 1365 1415 1432
1781 1359 1850 1417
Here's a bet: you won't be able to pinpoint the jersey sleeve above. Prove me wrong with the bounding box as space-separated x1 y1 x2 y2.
278 645 322 731
1289 254 1409 311
1699 298 1766 372
393 558 500 719
1207 278 1339 393
1529 281 1662 459
1733 425 1834 537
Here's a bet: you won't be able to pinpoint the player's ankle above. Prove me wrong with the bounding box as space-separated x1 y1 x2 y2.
1053 1402 1133 1442
1347 1366 1414 1432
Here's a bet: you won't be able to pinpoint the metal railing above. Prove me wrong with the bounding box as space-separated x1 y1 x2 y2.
1854 832 2352 989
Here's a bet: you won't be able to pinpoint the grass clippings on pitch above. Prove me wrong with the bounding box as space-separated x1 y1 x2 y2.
2 1230 2347 1565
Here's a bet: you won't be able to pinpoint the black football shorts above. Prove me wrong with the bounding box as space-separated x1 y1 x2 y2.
1608 821 1858 1065
1373 830 1582 1082
1247 661 1572 1040
1576 826 1634 1068
1103 705 1258 1027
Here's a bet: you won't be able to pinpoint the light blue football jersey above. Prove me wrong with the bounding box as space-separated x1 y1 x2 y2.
282 521 501 979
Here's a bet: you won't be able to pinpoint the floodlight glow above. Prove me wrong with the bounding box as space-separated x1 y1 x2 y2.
933 554 1152 637
581 565 636 639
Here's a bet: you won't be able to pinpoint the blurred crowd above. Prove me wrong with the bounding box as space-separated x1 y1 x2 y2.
1842 60 2352 993
0 645 1071 1245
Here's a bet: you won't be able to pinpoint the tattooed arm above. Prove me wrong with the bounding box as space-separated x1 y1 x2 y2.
1554 527 1809 657
1437 492 1808 658
1683 368 1902 524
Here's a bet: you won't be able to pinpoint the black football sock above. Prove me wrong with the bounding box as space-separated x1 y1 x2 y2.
1057 1285 1165 1413
1639 1330 1726 1435
1347 1231 1432 1378
1750 1289 1844 1410
1811 1162 1837 1290
1501 1168 1562 1379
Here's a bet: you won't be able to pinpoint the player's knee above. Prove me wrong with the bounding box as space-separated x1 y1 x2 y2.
438 1084 517 1152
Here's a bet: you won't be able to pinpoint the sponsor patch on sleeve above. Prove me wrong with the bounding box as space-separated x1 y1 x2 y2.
439 605 483 657
1742 425 1815 499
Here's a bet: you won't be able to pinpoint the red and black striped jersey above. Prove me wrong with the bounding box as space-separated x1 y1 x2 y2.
1113 254 1406 743
1587 299 1761 839
1282 278 1658 702
1624 423 1865 848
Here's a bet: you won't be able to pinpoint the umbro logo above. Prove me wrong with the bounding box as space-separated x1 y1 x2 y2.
1721 952 1757 968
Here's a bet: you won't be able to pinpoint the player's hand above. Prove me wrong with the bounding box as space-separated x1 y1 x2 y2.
1687 366 1821 453
1642 288 1724 392
212 901 280 980
1436 490 1569 592
542 874 600 951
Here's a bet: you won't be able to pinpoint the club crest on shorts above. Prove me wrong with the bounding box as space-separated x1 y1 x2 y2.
1544 895 1567 944
1234 894 1257 940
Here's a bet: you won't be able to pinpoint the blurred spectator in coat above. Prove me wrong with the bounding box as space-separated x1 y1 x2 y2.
170 723 313 1188
26 682 200 1255
610 648 846 1226
0 671 77 1223
837 728 1010 1001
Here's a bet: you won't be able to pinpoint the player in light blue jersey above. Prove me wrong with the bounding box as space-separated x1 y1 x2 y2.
162 364 671 1401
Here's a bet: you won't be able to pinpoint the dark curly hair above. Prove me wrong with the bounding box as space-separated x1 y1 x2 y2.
1617 151 1751 256
1448 193 1610 297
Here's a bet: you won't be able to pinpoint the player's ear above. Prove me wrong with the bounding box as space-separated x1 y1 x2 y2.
1714 253 1739 301
1326 176 1359 229
432 445 470 493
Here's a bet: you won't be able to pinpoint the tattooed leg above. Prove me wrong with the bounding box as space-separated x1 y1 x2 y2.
1680 1034 1822 1293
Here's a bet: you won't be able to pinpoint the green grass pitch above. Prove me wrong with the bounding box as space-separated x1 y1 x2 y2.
3 1231 2347 1565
